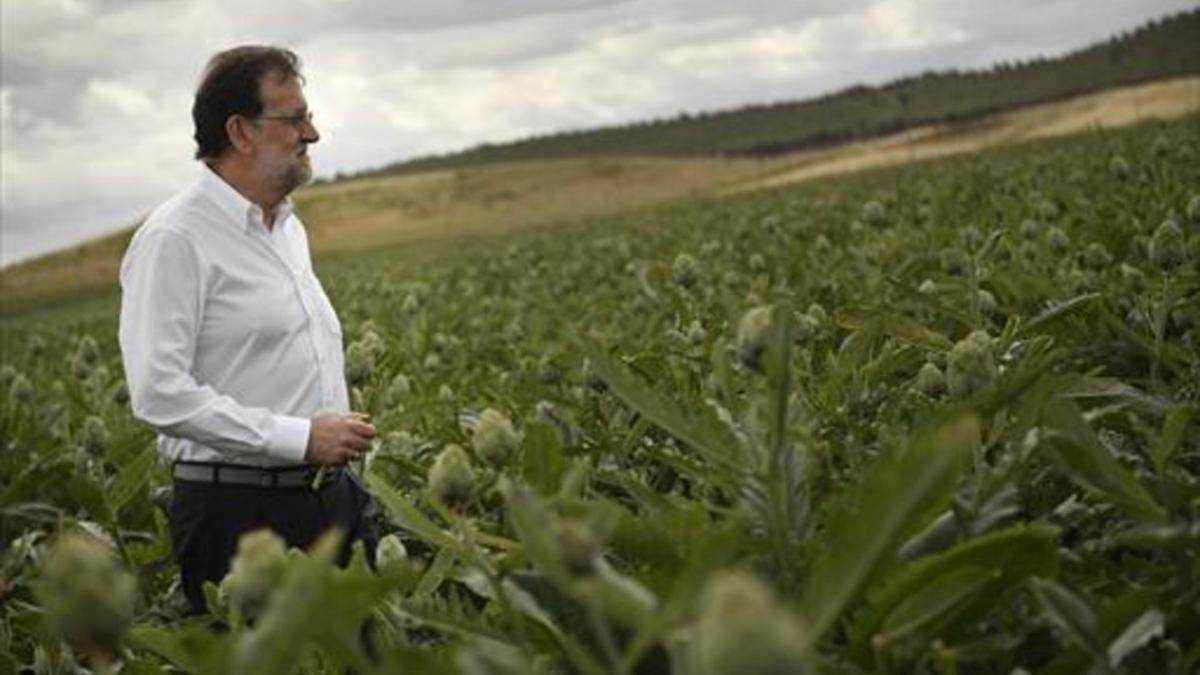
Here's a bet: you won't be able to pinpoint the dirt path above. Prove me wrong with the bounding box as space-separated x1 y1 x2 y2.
734 76 1200 192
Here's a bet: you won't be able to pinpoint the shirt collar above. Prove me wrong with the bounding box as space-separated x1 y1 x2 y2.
198 164 294 235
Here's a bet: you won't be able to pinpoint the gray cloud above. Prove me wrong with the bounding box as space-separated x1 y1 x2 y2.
1 0 1194 265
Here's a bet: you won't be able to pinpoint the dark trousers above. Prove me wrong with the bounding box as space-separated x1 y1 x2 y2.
168 468 379 614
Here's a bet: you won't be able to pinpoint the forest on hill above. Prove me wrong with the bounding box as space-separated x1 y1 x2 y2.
359 9 1199 177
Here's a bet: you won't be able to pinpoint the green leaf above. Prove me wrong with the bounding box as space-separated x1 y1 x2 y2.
108 444 157 513
579 344 739 481
1041 398 1166 522
836 306 953 351
415 546 458 598
503 480 564 579
1104 521 1200 551
1029 577 1105 659
571 558 657 628
229 534 341 675
129 622 229 673
1016 293 1101 336
797 411 980 651
877 566 993 641
366 469 457 549
1106 609 1164 667
1150 405 1198 474
848 523 1059 665
522 418 565 495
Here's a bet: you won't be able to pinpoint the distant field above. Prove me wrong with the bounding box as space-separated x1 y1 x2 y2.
738 75 1200 191
2 76 1197 309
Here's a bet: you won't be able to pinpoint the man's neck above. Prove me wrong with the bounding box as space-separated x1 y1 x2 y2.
206 159 282 229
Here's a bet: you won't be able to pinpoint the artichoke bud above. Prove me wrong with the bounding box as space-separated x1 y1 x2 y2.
806 302 828 327
1047 226 1071 255
694 571 808 675
379 430 417 457
344 340 375 387
1081 242 1112 270
946 330 997 399
78 416 110 457
1037 200 1059 221
1109 155 1131 178
1149 218 1185 270
961 224 983 250
472 408 520 469
219 529 289 620
915 361 946 396
1119 263 1146 292
976 289 998 316
555 519 599 577
35 531 137 653
385 373 412 405
736 305 774 372
672 253 700 289
429 444 475 507
423 352 442 370
861 200 887 227
793 311 818 344
939 248 969 276
9 373 33 403
375 534 409 572
76 335 100 366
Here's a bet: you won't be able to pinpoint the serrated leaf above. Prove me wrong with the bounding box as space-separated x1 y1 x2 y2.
366 469 457 549
580 345 739 481
1029 577 1104 657
415 546 457 598
849 523 1059 665
798 410 980 651
129 622 229 673
1017 293 1101 336
1041 398 1166 522
108 445 157 513
837 306 953 351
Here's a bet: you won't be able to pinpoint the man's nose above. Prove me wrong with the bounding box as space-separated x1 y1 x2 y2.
301 119 320 144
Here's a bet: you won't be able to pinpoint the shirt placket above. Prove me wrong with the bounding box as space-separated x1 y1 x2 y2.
251 219 339 410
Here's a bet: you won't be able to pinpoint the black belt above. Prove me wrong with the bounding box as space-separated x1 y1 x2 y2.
172 461 340 488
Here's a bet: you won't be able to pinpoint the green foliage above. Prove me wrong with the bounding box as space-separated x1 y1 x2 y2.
2 113 1199 673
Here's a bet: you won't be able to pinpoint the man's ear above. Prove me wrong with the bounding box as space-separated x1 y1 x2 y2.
225 115 255 155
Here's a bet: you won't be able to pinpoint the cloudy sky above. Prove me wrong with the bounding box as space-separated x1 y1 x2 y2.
0 0 1193 266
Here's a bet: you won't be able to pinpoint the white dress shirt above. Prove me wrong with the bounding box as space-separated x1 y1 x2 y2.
119 165 348 466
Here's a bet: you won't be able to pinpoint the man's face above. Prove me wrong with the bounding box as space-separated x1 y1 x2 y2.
250 73 319 198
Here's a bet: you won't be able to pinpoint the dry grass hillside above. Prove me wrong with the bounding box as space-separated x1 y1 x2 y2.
2 75 1197 307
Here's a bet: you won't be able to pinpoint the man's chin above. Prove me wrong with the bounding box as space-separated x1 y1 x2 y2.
284 165 313 193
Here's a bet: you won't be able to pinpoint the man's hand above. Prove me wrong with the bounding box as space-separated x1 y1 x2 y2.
306 412 377 465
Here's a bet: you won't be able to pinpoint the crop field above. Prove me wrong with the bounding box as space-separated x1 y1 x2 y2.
1 113 1197 674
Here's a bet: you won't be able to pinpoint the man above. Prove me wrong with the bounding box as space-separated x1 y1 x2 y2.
119 46 378 614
